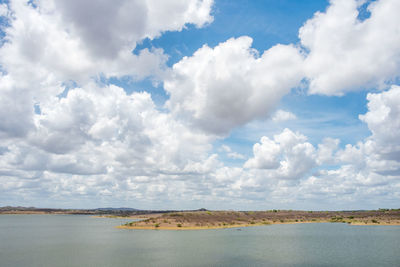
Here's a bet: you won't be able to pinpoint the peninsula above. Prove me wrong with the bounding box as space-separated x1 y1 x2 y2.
118 209 400 230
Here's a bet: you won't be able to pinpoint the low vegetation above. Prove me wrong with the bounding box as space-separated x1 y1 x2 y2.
119 209 400 230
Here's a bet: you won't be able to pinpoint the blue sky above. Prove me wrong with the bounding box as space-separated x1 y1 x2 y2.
0 0 399 210
117 0 369 150
142 0 329 65
127 0 369 158
125 0 331 105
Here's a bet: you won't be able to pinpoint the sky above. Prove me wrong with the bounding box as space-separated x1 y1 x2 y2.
0 0 399 210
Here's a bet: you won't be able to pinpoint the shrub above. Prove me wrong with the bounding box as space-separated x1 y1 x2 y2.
154 223 159 228
330 217 343 222
177 224 182 227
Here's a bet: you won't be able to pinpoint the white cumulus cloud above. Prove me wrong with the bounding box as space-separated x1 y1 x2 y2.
244 128 317 180
0 0 213 139
165 36 304 135
301 0 400 95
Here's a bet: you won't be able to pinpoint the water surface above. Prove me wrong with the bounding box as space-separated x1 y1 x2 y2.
0 215 399 266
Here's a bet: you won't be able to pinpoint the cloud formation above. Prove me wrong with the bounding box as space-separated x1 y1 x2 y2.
53 0 213 59
244 128 317 180
300 0 400 95
0 0 399 209
0 0 212 137
165 36 304 135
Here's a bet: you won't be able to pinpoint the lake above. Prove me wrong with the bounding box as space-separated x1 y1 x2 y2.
0 215 399 266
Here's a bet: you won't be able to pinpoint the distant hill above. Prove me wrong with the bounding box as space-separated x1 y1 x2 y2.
0 206 208 215
96 207 141 211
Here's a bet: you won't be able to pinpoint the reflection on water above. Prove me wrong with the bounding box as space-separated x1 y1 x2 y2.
0 215 399 267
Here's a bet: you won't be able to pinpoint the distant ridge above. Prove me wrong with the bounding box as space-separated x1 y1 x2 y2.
0 206 209 216
96 207 140 211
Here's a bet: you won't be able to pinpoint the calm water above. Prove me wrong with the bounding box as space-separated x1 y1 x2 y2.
0 215 399 267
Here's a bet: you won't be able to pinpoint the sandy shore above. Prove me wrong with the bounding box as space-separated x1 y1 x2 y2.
117 222 273 230
348 220 400 226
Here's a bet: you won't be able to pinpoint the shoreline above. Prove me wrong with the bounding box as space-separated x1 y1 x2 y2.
116 210 400 230
117 220 400 230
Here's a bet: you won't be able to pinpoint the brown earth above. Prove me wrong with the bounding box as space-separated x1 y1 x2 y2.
118 209 400 230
